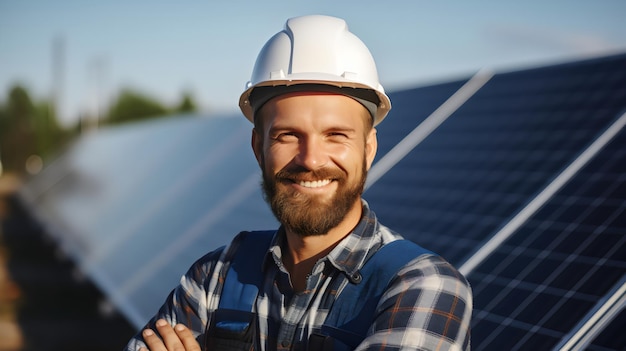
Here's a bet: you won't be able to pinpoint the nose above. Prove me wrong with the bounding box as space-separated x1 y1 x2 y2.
294 136 328 170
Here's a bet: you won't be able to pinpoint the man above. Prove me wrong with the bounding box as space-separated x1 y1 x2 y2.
125 14 472 351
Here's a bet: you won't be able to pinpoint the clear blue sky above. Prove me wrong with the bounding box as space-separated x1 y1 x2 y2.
1 0 625 126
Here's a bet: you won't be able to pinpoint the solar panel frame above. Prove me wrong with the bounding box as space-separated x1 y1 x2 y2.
582 306 626 351
554 276 626 351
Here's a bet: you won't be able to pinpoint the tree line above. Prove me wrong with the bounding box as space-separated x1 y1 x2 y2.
0 84 197 176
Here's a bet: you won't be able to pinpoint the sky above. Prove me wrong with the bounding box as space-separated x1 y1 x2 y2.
1 0 625 127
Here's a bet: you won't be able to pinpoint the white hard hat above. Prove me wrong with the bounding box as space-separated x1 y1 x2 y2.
239 14 391 126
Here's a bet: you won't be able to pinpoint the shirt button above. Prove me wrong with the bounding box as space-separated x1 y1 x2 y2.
281 340 290 347
351 272 362 283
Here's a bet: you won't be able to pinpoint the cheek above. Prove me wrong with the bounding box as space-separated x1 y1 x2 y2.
331 145 366 173
265 145 296 171
331 149 352 167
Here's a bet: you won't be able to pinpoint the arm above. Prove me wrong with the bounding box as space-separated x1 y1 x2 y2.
123 247 226 351
357 255 472 351
138 319 201 351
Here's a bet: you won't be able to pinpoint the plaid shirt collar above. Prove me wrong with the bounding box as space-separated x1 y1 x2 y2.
263 199 384 278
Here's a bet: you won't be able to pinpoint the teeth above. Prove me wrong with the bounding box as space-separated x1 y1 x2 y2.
299 179 331 188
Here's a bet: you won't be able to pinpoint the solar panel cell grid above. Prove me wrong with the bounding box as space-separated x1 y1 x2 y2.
375 80 468 155
366 55 626 268
469 122 626 350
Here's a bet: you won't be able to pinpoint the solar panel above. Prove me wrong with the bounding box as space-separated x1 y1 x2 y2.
19 115 278 327
365 53 626 265
467 112 626 350
374 79 469 156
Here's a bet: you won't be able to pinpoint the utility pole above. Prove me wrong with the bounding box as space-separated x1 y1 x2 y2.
52 35 65 122
87 55 108 132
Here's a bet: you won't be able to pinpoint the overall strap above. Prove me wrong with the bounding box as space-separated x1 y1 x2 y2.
319 239 434 350
205 231 275 350
219 230 275 311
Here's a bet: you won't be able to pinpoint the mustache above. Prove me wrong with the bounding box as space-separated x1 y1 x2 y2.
274 165 345 182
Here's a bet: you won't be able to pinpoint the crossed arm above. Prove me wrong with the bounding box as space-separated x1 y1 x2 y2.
139 319 200 351
137 257 472 351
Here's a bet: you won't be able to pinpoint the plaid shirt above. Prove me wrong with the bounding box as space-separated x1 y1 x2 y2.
125 201 472 350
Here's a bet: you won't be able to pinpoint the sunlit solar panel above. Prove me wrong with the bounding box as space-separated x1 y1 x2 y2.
20 115 277 327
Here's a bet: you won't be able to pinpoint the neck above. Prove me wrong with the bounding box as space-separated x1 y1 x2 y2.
282 200 363 291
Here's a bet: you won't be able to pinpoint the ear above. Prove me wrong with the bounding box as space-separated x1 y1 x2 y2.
251 128 263 167
365 127 378 170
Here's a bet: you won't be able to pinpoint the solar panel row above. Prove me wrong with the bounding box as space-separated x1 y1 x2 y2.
20 115 278 327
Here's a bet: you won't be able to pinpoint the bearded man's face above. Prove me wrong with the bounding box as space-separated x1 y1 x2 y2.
252 92 377 236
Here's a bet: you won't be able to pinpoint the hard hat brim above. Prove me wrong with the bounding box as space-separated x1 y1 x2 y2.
239 78 391 126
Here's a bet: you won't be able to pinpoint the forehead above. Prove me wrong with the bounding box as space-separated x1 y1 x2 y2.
256 92 371 130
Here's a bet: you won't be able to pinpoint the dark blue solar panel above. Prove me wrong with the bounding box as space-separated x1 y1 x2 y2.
365 53 626 266
468 116 626 350
376 80 468 156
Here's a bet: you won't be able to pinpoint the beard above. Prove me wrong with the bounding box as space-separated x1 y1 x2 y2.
261 160 367 237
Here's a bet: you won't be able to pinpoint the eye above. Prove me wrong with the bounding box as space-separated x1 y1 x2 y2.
274 132 298 142
327 132 349 141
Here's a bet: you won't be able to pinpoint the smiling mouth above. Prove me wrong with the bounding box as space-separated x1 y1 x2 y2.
298 179 332 188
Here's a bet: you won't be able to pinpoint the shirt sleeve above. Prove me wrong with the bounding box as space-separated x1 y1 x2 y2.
122 247 226 351
356 255 472 351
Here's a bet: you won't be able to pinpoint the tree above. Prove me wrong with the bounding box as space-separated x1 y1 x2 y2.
0 85 69 175
0 85 37 174
176 91 197 114
106 89 169 125
0 84 199 175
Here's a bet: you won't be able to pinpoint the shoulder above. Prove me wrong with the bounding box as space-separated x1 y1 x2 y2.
188 230 274 268
177 231 274 300
374 225 471 296
400 254 471 296
224 230 275 257
376 254 472 349
182 231 260 282
384 253 473 319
